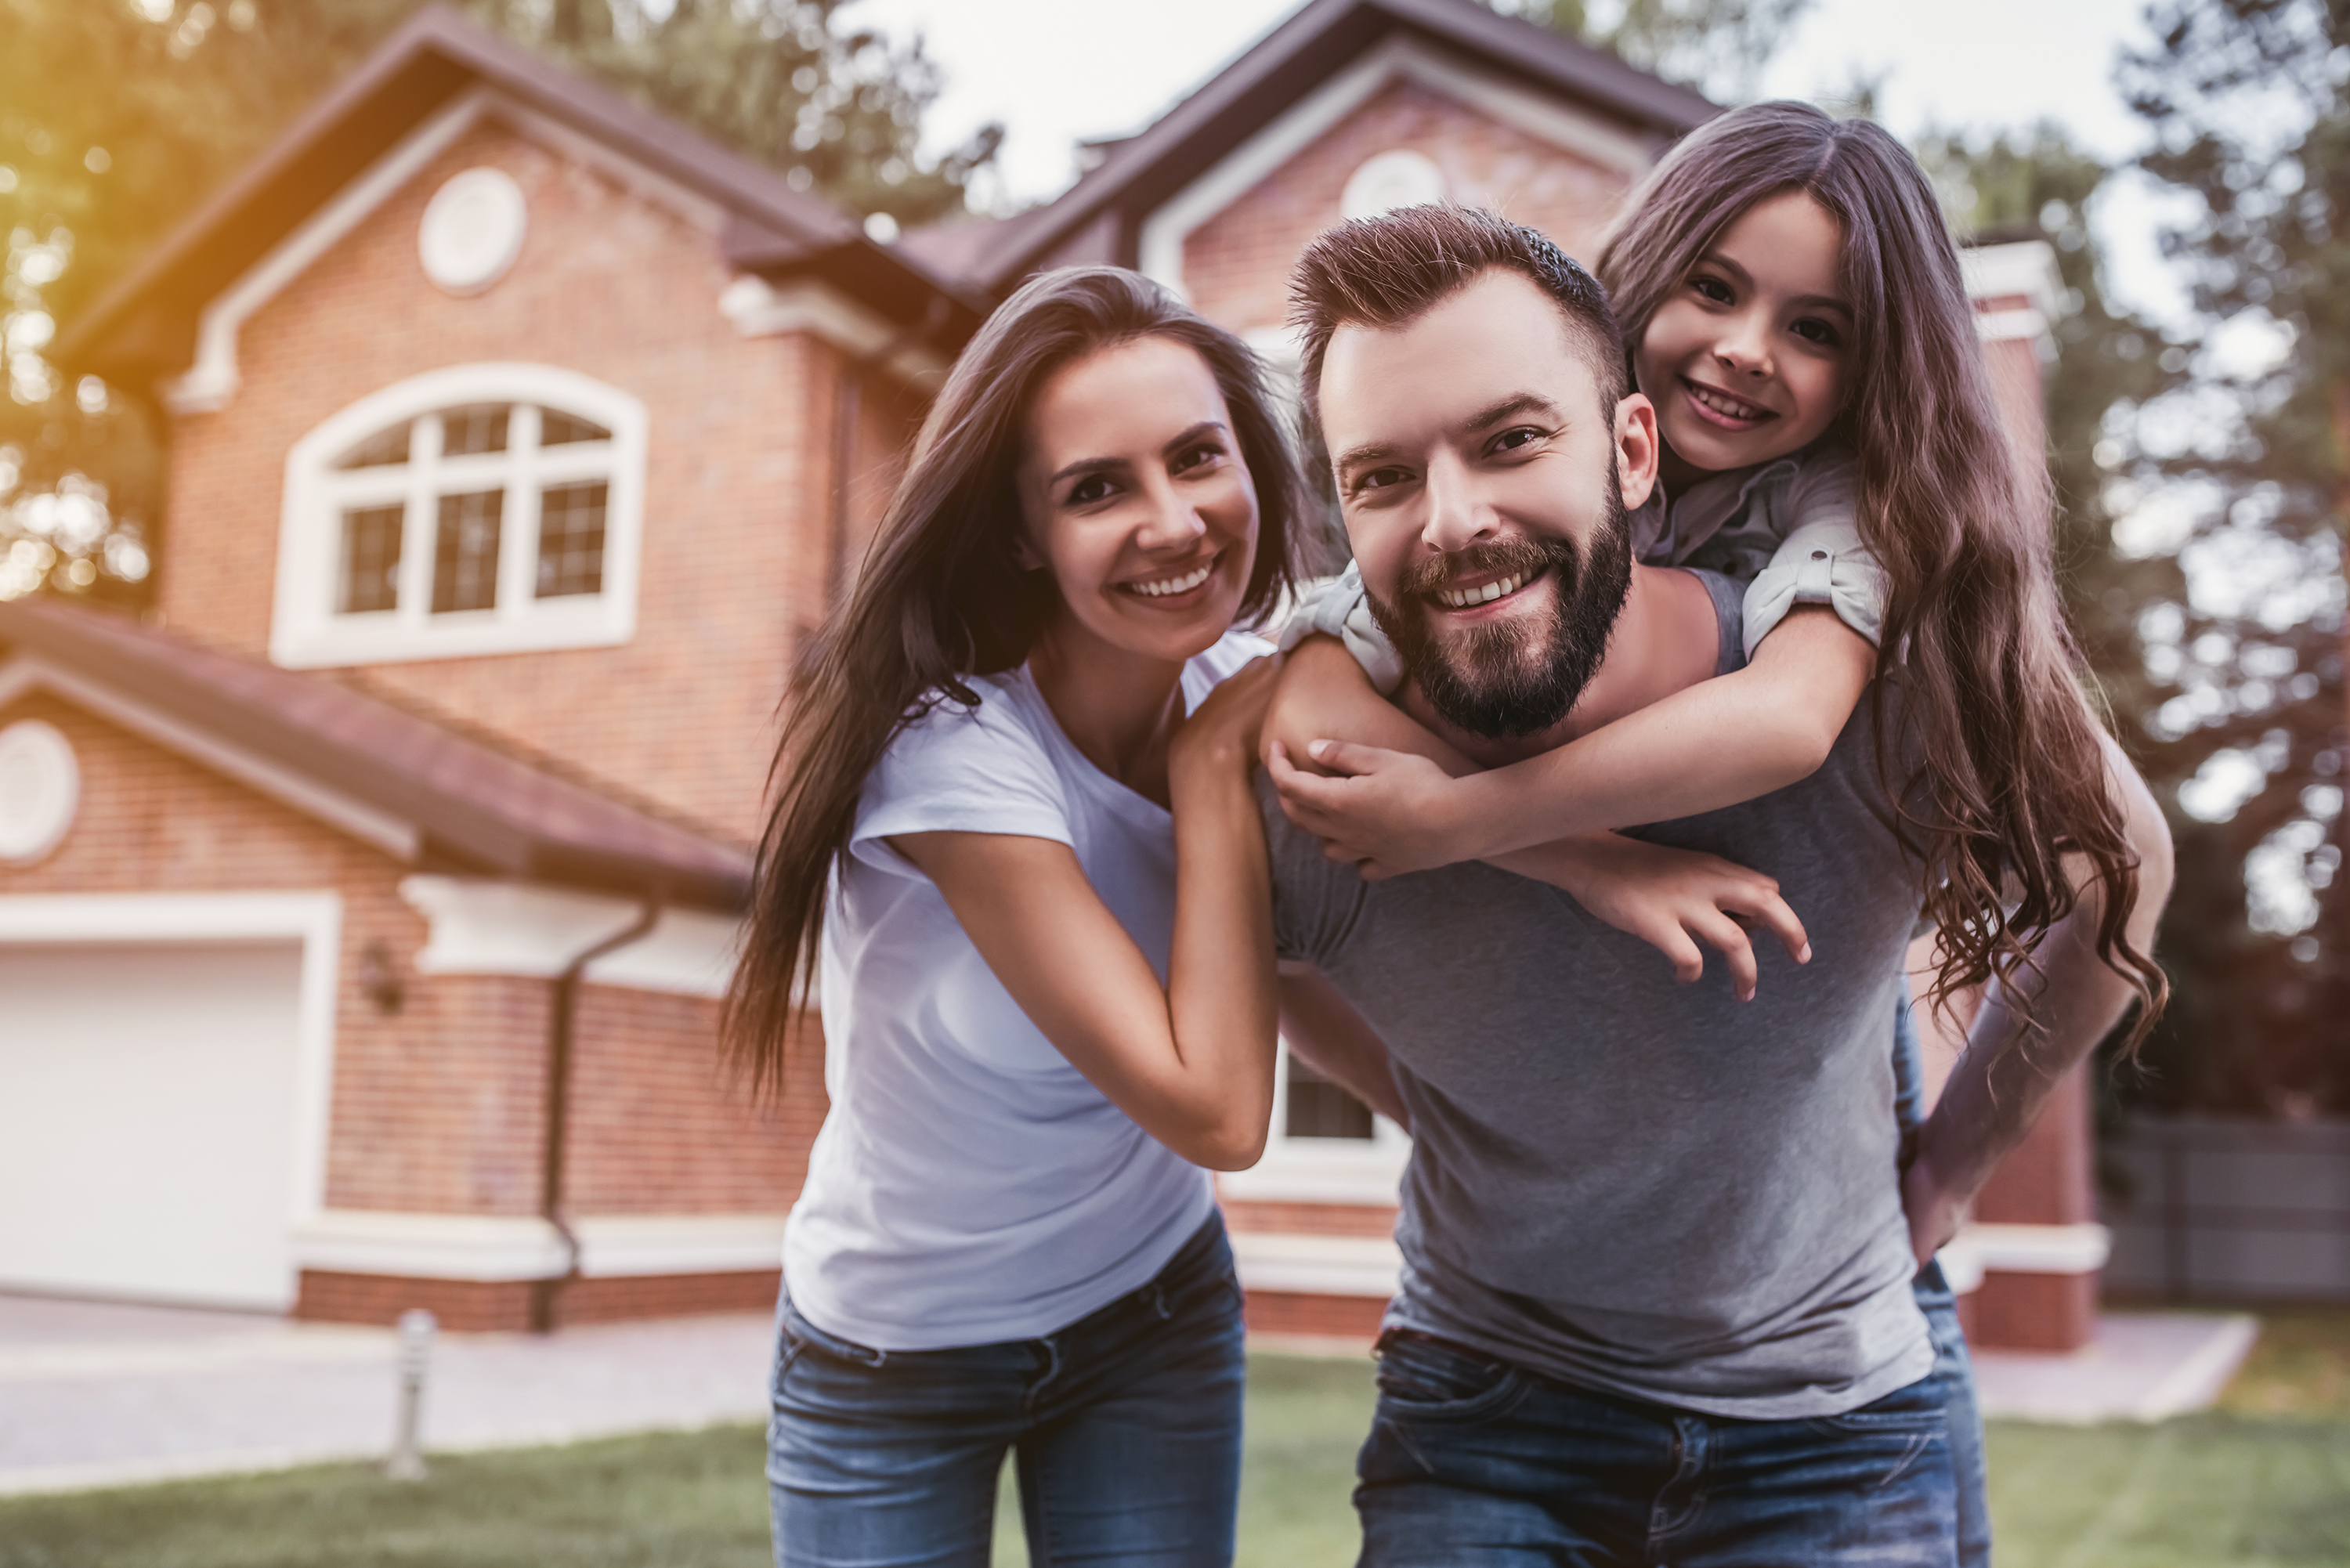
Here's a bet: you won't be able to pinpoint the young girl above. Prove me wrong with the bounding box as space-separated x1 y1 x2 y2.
1267 103 2166 1568
725 267 1318 1566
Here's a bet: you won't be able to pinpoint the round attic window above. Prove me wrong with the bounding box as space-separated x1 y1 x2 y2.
0 719 80 865
418 168 528 295
1341 150 1448 221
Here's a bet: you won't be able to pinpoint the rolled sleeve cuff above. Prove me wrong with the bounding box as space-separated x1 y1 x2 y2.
1741 523 1888 659
1275 560 1406 694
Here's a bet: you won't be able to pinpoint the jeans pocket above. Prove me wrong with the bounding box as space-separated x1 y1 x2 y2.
1373 1334 1528 1423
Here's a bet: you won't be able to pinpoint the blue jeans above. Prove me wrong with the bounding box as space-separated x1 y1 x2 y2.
1895 992 1991 1568
1354 1331 1961 1566
766 1212 1247 1567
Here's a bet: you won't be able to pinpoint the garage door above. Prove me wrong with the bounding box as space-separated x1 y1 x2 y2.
0 941 308 1310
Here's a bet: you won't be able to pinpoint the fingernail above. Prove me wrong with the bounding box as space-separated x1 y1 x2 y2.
1798 945 1812 963
1308 739 1332 760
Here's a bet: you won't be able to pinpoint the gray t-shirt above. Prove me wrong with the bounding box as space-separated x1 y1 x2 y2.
1263 590 1932 1420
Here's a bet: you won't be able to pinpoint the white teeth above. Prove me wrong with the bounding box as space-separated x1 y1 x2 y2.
1691 384 1766 421
1130 562 1213 598
1437 573 1524 609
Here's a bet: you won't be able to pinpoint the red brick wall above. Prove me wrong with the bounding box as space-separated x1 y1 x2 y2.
0 688 822 1222
156 114 920 842
1181 78 1638 335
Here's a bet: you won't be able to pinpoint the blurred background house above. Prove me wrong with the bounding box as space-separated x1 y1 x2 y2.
0 0 2341 1349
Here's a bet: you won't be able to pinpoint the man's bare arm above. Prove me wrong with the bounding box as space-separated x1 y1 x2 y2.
1901 732 2175 1263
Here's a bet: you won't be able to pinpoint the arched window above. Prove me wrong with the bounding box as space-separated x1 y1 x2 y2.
272 364 647 667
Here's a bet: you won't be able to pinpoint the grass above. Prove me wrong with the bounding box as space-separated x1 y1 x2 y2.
8 1324 2350 1567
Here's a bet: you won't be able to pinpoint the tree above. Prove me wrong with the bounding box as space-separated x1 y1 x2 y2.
1490 0 1815 101
0 0 999 606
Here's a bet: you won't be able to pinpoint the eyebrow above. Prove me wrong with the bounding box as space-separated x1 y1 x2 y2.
1330 392 1565 478
1697 250 1853 316
1047 420 1227 488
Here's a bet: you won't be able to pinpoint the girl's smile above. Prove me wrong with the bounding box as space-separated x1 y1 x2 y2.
1635 189 1852 486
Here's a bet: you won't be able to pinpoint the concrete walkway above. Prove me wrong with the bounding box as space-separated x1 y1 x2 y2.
1972 1311 2261 1424
0 1293 776 1497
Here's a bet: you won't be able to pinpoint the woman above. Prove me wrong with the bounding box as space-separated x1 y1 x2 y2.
726 266 1312 1566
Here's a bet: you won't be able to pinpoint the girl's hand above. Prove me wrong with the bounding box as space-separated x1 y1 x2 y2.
1491 833 1811 1003
1266 739 1477 876
1170 656 1278 781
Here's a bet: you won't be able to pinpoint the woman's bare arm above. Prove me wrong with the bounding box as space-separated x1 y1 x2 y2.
890 660 1281 1171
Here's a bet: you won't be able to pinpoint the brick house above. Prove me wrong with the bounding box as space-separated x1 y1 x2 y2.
7 0 2097 1345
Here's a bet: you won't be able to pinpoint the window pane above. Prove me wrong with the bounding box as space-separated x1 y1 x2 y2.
334 423 410 470
1284 1051 1375 1140
336 504 404 613
538 407 611 446
439 404 511 457
536 480 607 599
432 489 503 613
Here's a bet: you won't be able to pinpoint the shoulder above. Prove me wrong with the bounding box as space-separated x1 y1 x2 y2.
858 673 1073 856
1784 441 1861 519
1191 629 1276 684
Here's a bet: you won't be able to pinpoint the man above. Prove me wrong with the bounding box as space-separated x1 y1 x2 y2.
1260 207 2171 1565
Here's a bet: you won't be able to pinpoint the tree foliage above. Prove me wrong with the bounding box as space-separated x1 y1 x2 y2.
0 0 997 605
1493 0 1814 101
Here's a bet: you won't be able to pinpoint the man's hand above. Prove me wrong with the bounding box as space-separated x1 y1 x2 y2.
1267 739 1479 877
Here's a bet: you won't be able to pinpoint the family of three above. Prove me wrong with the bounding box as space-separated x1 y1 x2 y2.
724 102 2174 1568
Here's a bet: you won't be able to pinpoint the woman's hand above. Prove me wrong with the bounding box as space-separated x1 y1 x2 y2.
1491 833 1811 1003
1170 656 1278 783
1266 739 1477 877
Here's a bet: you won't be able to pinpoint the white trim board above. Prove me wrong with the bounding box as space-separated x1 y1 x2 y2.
719 276 951 378
162 89 728 416
1139 34 1654 299
399 875 742 999
290 1209 789 1281
1231 1231 1401 1299
0 891 345 1263
0 655 419 860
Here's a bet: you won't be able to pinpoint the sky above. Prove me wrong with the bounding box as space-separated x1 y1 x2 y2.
848 0 2182 319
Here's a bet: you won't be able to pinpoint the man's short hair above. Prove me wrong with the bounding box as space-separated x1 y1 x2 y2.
1287 204 1628 431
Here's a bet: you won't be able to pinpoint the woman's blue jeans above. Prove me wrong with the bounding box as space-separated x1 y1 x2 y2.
766 1212 1247 1568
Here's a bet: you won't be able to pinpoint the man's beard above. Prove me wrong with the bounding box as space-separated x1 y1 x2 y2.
1362 471 1633 739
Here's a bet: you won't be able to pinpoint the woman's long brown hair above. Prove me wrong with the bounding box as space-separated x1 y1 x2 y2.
1597 101 2167 1050
723 266 1303 1097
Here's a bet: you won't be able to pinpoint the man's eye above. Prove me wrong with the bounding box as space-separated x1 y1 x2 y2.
1353 466 1409 494
1491 426 1546 453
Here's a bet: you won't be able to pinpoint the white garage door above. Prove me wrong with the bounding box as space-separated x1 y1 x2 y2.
0 941 309 1310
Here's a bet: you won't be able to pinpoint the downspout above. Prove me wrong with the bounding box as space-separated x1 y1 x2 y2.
532 899 661 1333
826 294 953 608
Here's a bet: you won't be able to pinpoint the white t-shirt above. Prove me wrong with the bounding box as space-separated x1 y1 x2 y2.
782 630 1268 1350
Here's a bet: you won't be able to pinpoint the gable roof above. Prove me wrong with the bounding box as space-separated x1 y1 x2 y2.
60 4 985 386
0 597 751 911
931 0 1717 293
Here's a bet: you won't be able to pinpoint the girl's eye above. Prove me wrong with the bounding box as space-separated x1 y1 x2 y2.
1791 317 1843 349
1691 275 1734 305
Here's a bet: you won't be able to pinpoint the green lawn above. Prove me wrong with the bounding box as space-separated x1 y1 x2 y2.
7 1324 2350 1568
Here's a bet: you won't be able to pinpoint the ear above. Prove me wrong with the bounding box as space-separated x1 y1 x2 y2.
1010 529 1047 573
1612 392 1660 512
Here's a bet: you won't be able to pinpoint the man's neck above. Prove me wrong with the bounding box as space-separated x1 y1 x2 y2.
1399 563 1720 769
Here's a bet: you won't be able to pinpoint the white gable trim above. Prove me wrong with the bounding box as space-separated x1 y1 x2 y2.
1139 35 1654 299
399 874 743 999
289 1209 788 1281
0 654 421 859
161 89 728 416
718 275 952 378
0 890 345 1239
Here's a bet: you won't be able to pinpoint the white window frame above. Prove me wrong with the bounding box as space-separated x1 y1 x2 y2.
272 363 648 668
1219 1043 1411 1206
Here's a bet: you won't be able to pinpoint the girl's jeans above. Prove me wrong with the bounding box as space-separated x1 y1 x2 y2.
766 1212 1246 1568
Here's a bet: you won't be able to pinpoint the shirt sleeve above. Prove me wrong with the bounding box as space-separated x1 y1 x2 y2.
1740 453 1887 658
849 690 1072 877
1274 560 1406 695
1256 774 1365 966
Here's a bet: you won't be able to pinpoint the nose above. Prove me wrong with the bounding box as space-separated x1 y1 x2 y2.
1419 448 1493 556
1713 307 1773 379
1134 469 1209 553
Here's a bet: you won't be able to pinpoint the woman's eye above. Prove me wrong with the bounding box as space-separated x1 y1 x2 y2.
1692 275 1734 304
1065 475 1115 506
1171 442 1225 475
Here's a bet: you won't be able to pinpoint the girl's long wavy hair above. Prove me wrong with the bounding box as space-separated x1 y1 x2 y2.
1597 101 2166 1050
723 266 1304 1097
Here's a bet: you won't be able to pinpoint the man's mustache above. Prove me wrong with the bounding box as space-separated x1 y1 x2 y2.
1394 537 1569 604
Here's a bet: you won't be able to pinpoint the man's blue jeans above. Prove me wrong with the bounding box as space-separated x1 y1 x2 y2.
1354 1330 1961 1565
765 1212 1246 1568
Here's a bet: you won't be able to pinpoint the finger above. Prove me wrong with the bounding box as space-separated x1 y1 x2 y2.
1690 912 1759 1001
1303 738 1406 779
1643 923 1705 985
1715 884 1811 965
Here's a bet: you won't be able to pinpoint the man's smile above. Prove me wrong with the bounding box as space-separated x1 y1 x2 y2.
1430 566 1543 613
